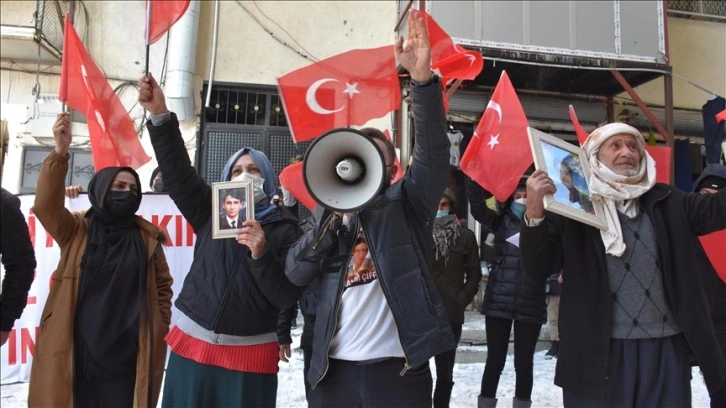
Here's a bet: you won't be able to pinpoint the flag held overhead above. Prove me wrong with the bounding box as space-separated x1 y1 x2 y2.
146 0 191 44
60 14 151 170
277 46 400 143
459 71 532 202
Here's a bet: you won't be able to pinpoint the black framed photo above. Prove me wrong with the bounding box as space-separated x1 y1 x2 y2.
527 127 607 230
212 180 254 239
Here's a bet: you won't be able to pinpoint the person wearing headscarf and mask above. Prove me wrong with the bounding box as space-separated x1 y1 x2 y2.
430 188 481 408
149 166 166 193
467 177 549 408
521 123 726 407
28 112 173 408
138 75 301 407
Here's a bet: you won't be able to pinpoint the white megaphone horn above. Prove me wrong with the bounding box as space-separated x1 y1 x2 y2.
303 128 386 212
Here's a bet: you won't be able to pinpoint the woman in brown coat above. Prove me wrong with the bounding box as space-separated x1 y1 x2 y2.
28 112 173 408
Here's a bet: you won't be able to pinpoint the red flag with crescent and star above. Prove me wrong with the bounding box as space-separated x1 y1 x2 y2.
277 46 400 143
59 14 151 170
460 71 531 202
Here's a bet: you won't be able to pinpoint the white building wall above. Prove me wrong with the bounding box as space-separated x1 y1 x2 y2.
1 0 398 192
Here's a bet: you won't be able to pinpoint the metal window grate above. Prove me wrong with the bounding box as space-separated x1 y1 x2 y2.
204 87 287 127
668 0 726 21
35 0 73 58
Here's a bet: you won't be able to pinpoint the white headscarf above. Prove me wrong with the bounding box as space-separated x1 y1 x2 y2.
582 123 657 257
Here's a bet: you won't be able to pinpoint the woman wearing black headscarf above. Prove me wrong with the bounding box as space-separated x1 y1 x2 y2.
28 112 173 408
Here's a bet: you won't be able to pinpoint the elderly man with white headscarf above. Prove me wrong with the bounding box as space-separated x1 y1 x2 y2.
519 122 726 408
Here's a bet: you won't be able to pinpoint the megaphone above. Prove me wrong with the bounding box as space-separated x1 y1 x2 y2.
303 128 386 212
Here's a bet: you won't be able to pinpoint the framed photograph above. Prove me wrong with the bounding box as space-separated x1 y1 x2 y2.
527 127 607 230
211 180 255 239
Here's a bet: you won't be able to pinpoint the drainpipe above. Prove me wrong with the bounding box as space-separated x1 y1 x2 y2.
165 0 200 122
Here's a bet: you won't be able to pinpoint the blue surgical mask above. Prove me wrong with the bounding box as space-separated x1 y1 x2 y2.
232 172 266 203
510 201 526 220
436 210 449 219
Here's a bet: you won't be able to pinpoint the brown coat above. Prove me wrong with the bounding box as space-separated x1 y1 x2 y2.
28 151 173 408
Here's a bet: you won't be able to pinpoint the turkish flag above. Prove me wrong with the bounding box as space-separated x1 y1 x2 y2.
459 71 531 202
277 46 400 143
569 105 590 146
146 0 190 44
644 145 672 184
422 12 483 81
699 231 726 284
716 109 726 123
60 14 151 170
278 162 317 210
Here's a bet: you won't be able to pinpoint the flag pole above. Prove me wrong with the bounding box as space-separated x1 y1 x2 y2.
144 0 151 75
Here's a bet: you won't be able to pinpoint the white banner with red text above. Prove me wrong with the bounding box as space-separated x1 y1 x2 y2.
0 194 194 384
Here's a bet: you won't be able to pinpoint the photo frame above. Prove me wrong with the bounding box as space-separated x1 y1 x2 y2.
527 127 607 230
212 180 255 239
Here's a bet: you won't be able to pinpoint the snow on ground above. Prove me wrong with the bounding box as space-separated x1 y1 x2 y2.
1 317 711 407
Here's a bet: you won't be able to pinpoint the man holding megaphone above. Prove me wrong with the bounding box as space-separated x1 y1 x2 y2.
285 10 456 407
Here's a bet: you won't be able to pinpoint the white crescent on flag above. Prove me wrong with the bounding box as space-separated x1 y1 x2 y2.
484 100 502 149
306 78 345 115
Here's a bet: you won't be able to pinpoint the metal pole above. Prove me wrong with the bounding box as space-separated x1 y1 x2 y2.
145 0 151 75
205 0 220 108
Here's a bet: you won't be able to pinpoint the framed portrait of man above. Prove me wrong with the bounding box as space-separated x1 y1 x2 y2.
211 180 254 239
527 127 607 230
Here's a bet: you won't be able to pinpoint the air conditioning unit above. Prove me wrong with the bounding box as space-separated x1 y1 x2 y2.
27 94 89 145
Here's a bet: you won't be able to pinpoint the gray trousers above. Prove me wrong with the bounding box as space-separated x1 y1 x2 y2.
563 334 692 408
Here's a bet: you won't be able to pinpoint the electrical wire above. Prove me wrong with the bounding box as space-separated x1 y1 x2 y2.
251 0 319 61
235 0 316 62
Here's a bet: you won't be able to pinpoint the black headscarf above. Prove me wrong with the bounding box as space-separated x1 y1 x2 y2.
75 167 147 371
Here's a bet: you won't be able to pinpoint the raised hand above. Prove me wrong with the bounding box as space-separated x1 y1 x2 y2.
65 185 83 198
52 112 72 156
394 10 432 82
138 74 169 116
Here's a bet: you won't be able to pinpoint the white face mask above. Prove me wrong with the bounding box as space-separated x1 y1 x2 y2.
513 198 527 205
232 172 267 203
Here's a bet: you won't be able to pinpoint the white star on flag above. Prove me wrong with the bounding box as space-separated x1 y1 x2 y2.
342 82 360 99
487 134 500 150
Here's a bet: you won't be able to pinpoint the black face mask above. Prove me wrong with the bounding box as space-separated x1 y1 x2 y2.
152 179 165 193
107 191 139 217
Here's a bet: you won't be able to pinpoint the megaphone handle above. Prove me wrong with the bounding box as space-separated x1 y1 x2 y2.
311 213 340 251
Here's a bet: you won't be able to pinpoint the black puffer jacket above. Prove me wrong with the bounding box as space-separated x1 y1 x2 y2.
286 82 456 388
467 179 547 324
147 114 301 336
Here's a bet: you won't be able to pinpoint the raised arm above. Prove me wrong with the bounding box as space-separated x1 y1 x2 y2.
466 178 501 230
32 113 83 246
139 74 212 231
396 10 450 220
